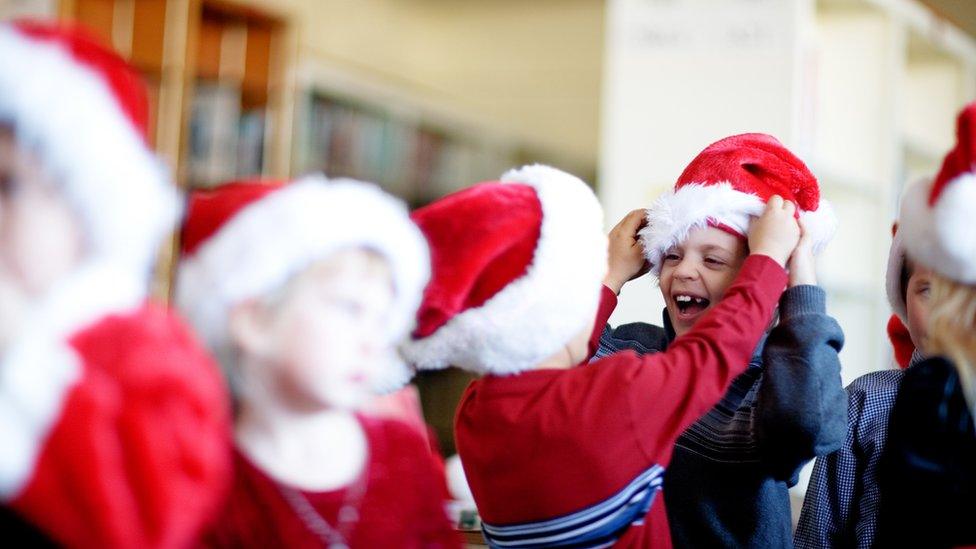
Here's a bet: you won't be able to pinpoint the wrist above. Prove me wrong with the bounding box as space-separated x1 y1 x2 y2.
602 275 624 295
788 256 817 287
749 249 788 268
789 272 817 287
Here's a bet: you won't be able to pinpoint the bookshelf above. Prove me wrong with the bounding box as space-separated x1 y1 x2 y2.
55 0 288 186
51 0 290 297
185 2 285 188
294 91 521 208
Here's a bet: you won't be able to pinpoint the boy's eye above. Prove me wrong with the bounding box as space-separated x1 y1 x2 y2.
917 284 931 298
664 253 681 262
704 257 725 267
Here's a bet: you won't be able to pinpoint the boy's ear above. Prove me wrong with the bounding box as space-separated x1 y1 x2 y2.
228 299 273 360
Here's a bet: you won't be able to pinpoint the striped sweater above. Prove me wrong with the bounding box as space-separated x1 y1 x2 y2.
595 285 847 548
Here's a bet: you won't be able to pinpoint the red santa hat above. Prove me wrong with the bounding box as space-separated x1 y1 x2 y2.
899 100 976 285
401 165 607 376
887 314 915 369
0 20 177 274
641 133 836 273
176 174 430 390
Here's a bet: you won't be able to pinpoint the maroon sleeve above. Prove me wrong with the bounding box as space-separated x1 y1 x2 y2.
594 255 787 465
586 285 619 360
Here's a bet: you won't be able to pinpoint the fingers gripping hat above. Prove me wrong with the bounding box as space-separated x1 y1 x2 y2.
640 133 836 274
899 101 976 284
176 175 430 391
401 165 607 376
0 20 177 274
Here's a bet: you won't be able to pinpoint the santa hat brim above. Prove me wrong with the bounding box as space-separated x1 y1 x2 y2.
885 228 908 323
640 182 837 274
176 175 429 391
0 26 177 274
899 173 976 284
400 165 607 376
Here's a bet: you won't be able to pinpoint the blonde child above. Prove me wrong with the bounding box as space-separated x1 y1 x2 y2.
175 177 460 548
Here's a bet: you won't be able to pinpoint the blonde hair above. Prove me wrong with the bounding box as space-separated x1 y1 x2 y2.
928 272 976 417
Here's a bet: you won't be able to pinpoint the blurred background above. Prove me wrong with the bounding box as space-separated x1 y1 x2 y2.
3 0 974 521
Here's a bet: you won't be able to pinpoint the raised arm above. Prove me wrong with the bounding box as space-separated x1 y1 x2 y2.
756 283 846 483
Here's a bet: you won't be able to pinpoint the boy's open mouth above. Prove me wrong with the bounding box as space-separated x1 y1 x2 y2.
673 294 710 317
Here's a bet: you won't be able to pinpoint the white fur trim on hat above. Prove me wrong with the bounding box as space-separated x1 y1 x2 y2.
640 182 837 275
176 175 429 391
900 173 976 284
885 228 908 323
0 263 145 498
400 164 608 376
0 26 178 275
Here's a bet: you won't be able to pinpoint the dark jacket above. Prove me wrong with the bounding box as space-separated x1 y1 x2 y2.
875 356 976 548
594 285 847 548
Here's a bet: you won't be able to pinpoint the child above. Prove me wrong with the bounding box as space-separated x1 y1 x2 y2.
597 133 846 548
794 211 935 549
872 100 976 548
401 164 801 547
175 176 460 547
0 20 231 547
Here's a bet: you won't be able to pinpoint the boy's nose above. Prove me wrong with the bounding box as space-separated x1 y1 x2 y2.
674 259 699 280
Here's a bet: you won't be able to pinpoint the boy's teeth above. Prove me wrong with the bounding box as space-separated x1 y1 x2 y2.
676 295 691 303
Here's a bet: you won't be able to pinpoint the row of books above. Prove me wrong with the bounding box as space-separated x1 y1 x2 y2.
188 82 265 188
295 94 519 206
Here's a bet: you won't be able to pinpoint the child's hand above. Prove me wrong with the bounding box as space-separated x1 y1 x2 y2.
748 196 800 268
603 209 650 294
787 217 817 287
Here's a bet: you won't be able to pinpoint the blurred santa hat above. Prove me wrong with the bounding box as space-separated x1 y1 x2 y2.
402 165 606 376
898 100 976 285
0 20 177 277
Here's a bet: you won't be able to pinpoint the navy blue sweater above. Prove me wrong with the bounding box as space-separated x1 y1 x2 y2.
594 285 847 548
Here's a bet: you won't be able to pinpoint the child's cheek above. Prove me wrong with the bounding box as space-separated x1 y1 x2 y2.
2 194 82 295
278 306 370 408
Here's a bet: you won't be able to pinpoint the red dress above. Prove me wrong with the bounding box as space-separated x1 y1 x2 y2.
206 416 461 548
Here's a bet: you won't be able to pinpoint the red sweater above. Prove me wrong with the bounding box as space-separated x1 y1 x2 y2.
205 416 461 548
455 255 787 547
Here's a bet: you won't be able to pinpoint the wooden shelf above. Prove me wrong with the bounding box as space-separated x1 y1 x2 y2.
59 0 289 298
